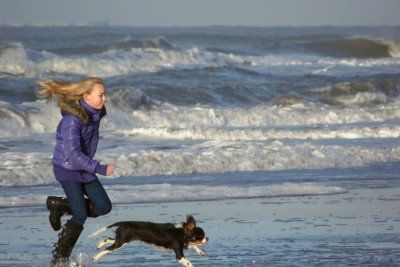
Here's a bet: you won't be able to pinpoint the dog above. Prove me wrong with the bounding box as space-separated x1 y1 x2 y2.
90 215 208 267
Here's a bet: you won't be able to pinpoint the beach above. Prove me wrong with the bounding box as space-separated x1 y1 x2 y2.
1 25 400 266
0 183 399 266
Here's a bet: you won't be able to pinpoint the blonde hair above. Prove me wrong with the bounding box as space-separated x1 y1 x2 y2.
36 77 103 101
36 77 105 123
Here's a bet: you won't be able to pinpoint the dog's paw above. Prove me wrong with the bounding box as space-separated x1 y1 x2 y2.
196 249 205 256
178 257 193 267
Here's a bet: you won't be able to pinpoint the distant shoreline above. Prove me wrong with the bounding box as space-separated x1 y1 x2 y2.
0 24 399 28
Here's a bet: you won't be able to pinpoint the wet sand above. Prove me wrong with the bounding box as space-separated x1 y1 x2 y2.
0 187 399 266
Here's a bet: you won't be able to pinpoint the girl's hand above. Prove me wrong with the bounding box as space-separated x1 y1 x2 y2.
106 165 115 176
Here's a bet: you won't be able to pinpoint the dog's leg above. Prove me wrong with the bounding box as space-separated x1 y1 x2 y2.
175 247 193 267
188 243 205 256
92 248 112 262
96 237 116 250
92 241 128 262
178 257 194 267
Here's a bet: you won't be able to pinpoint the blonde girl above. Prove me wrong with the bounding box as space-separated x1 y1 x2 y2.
37 77 114 264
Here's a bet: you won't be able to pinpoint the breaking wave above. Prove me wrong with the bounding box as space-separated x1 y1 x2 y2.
1 91 400 138
1 118 400 186
304 37 400 58
1 42 400 78
49 36 175 55
305 81 400 107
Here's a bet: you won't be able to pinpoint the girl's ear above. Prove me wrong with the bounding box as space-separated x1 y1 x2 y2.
83 92 89 102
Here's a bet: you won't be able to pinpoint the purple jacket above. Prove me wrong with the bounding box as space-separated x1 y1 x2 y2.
52 100 107 183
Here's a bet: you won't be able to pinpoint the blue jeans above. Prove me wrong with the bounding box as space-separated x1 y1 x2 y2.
60 179 112 226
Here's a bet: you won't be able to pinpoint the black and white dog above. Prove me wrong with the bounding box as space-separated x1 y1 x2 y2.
90 215 208 267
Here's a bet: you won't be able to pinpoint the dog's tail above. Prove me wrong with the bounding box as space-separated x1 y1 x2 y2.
89 226 109 238
89 222 119 238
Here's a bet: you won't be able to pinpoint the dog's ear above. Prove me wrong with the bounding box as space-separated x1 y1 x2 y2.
186 215 196 227
184 215 196 235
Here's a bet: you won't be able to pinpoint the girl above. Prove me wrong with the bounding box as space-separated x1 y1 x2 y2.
37 77 114 265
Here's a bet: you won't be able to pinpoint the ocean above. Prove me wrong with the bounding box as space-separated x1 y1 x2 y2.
0 26 399 266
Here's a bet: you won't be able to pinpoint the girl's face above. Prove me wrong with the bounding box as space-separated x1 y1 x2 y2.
84 83 106 110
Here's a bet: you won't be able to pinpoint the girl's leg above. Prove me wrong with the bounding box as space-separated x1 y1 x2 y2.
83 179 112 217
51 219 83 264
61 181 88 226
52 181 86 264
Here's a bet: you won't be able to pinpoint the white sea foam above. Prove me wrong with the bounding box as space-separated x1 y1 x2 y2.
100 141 400 179
0 152 54 186
327 92 387 106
2 98 400 139
0 94 399 186
119 124 400 141
0 43 36 76
0 100 61 138
106 182 348 203
0 182 347 207
1 137 399 186
107 100 400 130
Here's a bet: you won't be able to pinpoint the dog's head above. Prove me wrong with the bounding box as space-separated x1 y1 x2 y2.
191 226 208 244
183 215 208 245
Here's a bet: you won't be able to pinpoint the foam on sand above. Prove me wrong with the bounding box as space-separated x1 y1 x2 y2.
0 182 347 207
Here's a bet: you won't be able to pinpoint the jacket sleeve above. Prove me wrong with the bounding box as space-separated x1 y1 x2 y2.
95 164 108 176
60 115 99 174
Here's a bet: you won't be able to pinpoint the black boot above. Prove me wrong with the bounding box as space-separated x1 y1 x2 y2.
47 196 98 231
51 220 83 266
47 196 72 231
85 198 99 218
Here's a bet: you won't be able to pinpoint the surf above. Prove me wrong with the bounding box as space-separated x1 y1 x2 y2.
303 37 400 58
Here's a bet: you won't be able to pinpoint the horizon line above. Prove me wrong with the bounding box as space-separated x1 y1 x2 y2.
1 22 399 28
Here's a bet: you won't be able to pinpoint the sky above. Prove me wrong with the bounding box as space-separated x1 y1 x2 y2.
0 0 399 27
